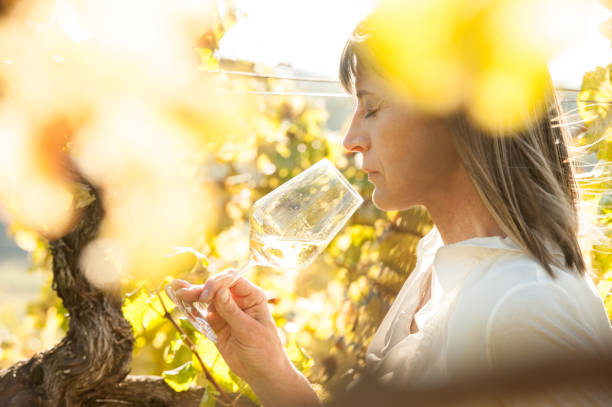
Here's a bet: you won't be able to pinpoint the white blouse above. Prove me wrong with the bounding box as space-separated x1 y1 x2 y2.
366 226 612 405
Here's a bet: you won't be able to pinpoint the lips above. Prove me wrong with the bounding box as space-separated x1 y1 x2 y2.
363 167 379 175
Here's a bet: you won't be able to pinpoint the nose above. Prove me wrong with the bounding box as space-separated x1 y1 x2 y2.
342 115 370 153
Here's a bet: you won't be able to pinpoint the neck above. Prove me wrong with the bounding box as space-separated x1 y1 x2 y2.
425 165 505 245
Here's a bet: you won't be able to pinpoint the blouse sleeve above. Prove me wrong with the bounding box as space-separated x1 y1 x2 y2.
485 281 612 406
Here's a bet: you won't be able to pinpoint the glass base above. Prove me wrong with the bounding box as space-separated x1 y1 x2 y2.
165 284 218 343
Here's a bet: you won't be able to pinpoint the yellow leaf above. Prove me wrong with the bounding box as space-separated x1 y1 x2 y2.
348 275 369 303
122 287 149 336
605 295 612 321
286 339 314 373
578 65 612 127
163 361 197 392
197 48 219 72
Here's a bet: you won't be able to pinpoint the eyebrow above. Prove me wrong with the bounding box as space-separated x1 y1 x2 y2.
356 89 374 99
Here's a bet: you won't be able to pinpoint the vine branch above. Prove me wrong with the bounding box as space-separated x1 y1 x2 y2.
154 286 233 405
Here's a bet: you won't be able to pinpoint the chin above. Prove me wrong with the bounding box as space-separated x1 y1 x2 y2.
371 190 396 211
372 189 417 211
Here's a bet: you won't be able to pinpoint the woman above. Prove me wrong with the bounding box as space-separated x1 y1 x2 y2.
173 10 612 407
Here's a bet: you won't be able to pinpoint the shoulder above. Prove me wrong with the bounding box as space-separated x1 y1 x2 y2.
478 256 612 371
447 252 612 372
479 255 608 339
457 250 597 317
448 251 547 332
444 252 545 371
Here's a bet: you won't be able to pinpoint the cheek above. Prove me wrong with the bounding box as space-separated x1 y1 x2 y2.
378 117 457 194
376 114 413 160
381 119 434 179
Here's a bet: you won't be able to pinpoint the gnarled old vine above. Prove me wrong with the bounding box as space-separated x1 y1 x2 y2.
0 183 231 406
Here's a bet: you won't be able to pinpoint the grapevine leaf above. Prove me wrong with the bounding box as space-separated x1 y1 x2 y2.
348 276 370 303
228 370 259 403
197 48 219 72
164 335 184 364
143 295 166 331
193 334 220 368
122 287 149 337
162 361 197 392
598 192 612 225
192 347 237 392
198 388 216 407
287 339 314 373
578 65 612 143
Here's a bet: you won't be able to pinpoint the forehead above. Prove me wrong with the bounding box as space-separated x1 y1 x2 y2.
355 73 379 98
355 73 393 103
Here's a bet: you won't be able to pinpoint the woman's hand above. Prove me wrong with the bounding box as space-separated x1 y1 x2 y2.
172 270 321 407
174 270 288 383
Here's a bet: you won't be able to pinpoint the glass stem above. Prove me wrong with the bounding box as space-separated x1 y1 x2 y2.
230 256 259 285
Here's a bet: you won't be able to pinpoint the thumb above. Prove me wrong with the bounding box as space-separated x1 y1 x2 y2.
213 287 256 337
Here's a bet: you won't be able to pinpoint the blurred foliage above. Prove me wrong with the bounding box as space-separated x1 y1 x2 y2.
577 61 612 322
0 224 67 366
356 0 586 134
577 0 612 321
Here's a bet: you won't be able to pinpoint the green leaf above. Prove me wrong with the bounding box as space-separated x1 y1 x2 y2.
228 370 259 403
143 295 166 331
578 65 612 145
122 287 166 337
193 334 220 368
164 334 184 364
192 348 237 392
177 316 198 337
598 192 612 225
604 290 612 320
122 287 149 336
198 387 216 407
287 339 314 373
347 275 369 303
162 361 197 392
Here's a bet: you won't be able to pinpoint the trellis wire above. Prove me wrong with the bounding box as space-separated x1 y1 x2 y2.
213 69 338 83
213 70 612 104
216 89 352 98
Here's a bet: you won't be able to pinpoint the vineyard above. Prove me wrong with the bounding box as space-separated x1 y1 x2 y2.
0 0 611 406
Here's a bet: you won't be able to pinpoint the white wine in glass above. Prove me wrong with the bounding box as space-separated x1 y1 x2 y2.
166 158 363 342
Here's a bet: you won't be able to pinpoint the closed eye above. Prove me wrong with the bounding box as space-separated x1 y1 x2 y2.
363 100 383 119
364 108 379 119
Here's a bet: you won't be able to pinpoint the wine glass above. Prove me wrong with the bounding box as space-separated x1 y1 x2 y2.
165 158 364 342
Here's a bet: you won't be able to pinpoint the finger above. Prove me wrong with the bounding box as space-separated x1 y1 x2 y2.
169 279 191 291
206 304 227 333
213 286 257 338
175 285 205 303
165 281 191 306
229 276 267 310
199 268 239 303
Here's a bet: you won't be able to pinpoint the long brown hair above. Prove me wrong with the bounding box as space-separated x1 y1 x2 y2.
339 22 586 277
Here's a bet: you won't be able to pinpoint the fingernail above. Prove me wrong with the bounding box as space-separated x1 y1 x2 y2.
218 287 230 304
199 288 210 302
170 280 188 291
223 269 236 282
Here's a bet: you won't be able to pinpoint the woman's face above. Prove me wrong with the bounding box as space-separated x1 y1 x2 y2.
342 72 462 211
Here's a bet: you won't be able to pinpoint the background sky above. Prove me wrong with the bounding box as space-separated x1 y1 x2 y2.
219 0 612 90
